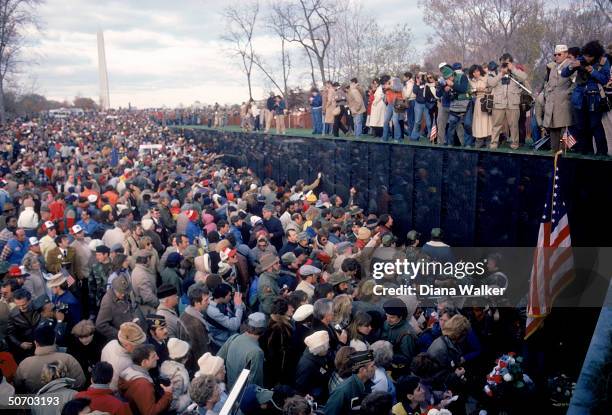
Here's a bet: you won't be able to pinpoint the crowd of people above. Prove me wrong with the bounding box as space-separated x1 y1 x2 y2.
0 99 570 414
227 41 612 156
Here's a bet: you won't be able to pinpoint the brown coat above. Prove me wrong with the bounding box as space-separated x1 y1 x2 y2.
14 345 86 393
348 85 366 115
179 308 210 373
324 88 337 123
45 246 76 275
543 59 573 128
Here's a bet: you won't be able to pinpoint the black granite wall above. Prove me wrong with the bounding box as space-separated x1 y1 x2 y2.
184 129 612 247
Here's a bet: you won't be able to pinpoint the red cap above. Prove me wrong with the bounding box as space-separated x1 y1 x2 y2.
8 265 26 278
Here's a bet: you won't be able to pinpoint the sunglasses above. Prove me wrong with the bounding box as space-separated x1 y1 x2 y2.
554 53 563 56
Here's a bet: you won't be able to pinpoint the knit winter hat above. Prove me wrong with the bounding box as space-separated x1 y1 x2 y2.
441 66 454 79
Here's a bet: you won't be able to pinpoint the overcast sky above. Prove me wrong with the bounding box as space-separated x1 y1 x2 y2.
20 0 431 108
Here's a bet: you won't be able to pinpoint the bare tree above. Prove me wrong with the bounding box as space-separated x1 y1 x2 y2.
221 0 260 100
270 0 338 86
0 0 41 124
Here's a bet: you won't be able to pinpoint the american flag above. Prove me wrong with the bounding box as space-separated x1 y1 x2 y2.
525 153 574 339
430 120 437 142
561 128 576 149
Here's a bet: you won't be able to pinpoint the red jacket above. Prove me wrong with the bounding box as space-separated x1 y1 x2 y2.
118 375 171 415
75 387 132 415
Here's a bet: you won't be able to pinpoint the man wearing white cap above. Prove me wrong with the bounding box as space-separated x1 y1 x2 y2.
217 312 266 389
70 224 92 282
295 330 331 404
541 44 574 152
39 221 57 258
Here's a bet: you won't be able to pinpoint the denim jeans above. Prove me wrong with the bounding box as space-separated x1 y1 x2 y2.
405 100 415 136
311 107 323 134
324 123 333 135
446 111 475 147
353 114 363 137
411 102 431 140
382 105 401 140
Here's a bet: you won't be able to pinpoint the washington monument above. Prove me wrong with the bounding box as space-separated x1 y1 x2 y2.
97 29 110 110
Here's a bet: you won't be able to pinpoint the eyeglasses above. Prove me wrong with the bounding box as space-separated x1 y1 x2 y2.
554 53 563 56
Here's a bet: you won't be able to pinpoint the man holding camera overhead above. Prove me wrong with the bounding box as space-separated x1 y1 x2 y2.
487 53 528 150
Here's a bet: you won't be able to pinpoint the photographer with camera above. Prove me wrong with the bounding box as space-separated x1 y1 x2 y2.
47 273 81 331
561 40 610 155
441 63 473 147
487 53 528 149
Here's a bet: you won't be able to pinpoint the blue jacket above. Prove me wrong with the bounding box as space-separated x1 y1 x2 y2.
266 96 276 111
53 290 82 326
274 100 286 115
5 239 29 265
206 301 245 347
436 81 452 108
229 225 244 245
562 58 610 111
310 94 323 108
185 221 202 244
76 219 101 237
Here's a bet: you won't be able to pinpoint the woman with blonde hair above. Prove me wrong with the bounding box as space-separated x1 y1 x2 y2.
22 253 48 299
33 361 77 415
348 311 372 351
332 294 353 329
427 314 470 374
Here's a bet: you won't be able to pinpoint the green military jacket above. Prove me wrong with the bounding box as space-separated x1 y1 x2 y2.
257 271 280 314
88 260 113 310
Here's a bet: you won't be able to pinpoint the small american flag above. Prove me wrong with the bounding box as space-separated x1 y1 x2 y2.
525 153 574 339
430 122 437 142
561 128 576 149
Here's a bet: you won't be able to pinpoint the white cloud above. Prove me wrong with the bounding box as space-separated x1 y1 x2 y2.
18 0 431 107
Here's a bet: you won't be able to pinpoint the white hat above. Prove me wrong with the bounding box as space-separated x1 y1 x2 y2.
71 224 83 234
554 44 568 54
197 352 224 376
293 304 314 322
141 218 154 231
438 62 448 69
28 237 39 246
87 194 98 203
116 204 129 213
167 338 190 360
304 330 329 351
250 215 262 227
44 221 55 230
249 183 257 191
88 239 104 251
47 273 67 288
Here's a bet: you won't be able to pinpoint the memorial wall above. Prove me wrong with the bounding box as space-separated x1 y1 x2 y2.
184 128 612 247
